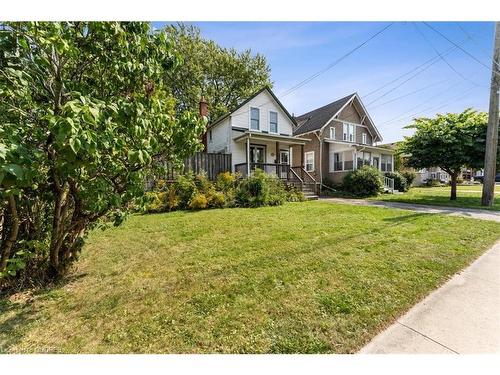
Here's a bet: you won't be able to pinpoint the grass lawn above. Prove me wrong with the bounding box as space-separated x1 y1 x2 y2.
1 201 500 353
372 184 500 211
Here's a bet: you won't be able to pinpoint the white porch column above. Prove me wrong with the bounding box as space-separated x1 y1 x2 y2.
246 137 251 176
391 154 394 172
353 150 357 170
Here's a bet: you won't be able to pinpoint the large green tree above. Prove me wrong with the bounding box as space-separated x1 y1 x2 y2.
163 23 272 121
399 109 498 200
0 22 205 283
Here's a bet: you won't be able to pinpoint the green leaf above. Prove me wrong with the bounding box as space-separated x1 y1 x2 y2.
69 138 81 154
2 164 24 179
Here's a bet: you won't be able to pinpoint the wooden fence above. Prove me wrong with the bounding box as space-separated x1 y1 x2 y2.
155 152 232 184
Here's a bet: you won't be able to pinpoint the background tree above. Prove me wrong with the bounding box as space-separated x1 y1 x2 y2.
398 109 499 200
0 22 205 285
163 23 272 121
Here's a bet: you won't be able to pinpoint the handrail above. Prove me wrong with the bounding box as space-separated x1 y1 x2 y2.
384 176 395 193
289 167 303 183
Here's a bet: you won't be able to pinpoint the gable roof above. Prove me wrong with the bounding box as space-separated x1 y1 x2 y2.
293 93 383 142
293 93 355 135
208 86 297 129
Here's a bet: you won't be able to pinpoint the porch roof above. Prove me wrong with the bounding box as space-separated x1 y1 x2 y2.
324 139 394 154
233 131 309 145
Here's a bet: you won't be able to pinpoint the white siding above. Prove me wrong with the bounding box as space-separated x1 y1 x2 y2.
207 118 230 154
230 90 294 135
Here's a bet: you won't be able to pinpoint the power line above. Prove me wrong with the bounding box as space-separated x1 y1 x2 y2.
279 22 394 98
456 22 500 69
423 22 500 77
230 23 395 120
377 84 477 128
412 22 484 87
367 79 448 110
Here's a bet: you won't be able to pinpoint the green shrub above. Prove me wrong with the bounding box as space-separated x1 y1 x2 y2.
236 169 270 207
425 178 442 187
215 171 239 192
207 190 226 208
194 172 213 195
400 170 416 186
173 173 197 209
385 171 409 192
235 169 289 207
343 166 383 197
145 191 167 213
188 193 208 210
285 186 306 202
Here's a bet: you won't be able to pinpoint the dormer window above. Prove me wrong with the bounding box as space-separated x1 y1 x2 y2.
250 107 260 130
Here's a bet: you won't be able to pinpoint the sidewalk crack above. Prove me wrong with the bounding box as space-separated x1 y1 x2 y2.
396 321 460 354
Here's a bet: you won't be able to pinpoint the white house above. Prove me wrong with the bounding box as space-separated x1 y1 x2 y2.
206 87 310 179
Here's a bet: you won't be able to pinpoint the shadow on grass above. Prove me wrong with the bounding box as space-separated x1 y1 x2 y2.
0 272 87 353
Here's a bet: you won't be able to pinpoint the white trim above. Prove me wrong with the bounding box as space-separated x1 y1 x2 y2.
249 106 260 131
362 133 367 145
353 93 383 142
319 94 357 134
305 151 315 172
269 109 278 134
329 126 336 140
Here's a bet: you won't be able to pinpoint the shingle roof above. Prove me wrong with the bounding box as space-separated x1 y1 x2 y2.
293 93 355 135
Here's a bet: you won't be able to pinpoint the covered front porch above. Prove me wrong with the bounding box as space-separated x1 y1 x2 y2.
232 131 309 181
327 141 394 174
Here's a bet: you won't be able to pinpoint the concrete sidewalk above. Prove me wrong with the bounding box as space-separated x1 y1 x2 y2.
360 241 500 354
322 198 500 222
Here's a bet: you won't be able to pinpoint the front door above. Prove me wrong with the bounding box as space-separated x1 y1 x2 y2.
250 145 265 169
279 150 289 179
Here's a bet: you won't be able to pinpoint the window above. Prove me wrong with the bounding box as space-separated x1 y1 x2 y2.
333 152 343 171
250 107 260 130
357 151 371 169
362 133 367 145
342 123 355 142
305 151 315 172
329 126 336 139
269 111 278 133
209 130 213 143
381 154 392 172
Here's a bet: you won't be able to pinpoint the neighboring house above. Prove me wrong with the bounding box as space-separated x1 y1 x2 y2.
414 167 450 186
206 87 310 181
290 93 394 185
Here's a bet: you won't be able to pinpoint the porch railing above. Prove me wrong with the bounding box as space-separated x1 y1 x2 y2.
234 162 291 180
384 176 395 193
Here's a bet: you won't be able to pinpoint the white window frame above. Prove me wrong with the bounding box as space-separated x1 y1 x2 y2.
269 110 278 134
250 106 260 131
333 152 343 172
362 133 367 145
329 126 336 139
305 151 315 172
342 123 355 142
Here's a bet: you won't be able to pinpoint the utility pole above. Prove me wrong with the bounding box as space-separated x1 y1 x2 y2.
482 22 500 206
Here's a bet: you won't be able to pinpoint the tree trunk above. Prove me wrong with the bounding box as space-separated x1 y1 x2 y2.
450 173 458 201
0 196 20 273
48 187 69 275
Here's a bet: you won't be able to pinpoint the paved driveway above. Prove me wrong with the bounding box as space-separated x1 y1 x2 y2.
321 198 500 222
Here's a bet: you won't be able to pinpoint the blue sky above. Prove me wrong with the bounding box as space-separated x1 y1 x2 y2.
154 22 495 143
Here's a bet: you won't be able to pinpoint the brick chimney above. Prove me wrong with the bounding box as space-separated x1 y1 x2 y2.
199 96 208 118
199 97 209 150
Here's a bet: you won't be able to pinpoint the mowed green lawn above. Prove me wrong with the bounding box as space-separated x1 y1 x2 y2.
2 201 500 353
372 184 500 211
